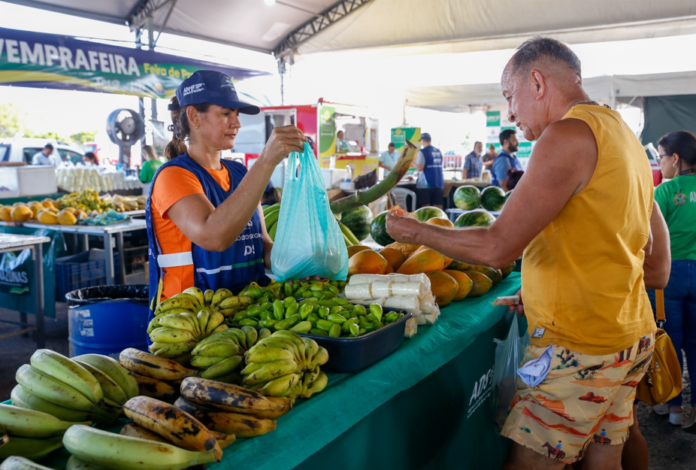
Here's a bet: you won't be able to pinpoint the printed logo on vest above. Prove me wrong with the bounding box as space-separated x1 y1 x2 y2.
673 190 686 206
244 245 255 257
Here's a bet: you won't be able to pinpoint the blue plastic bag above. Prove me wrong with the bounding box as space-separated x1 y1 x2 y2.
492 313 530 429
271 142 349 281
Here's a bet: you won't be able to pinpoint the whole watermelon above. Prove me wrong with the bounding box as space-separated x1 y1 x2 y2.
340 205 374 241
370 211 394 246
454 209 496 228
413 206 447 222
453 185 481 210
481 186 506 211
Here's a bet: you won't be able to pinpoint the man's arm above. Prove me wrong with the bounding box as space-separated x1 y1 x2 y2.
492 158 511 191
414 150 425 171
386 119 598 268
643 201 671 289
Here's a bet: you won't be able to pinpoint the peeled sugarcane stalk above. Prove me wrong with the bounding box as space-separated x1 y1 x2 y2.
329 140 418 215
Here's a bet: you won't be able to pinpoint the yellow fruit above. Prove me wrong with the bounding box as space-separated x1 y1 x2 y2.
11 205 33 222
37 210 58 225
379 247 407 271
12 202 24 207
47 207 59 214
57 210 77 226
462 271 493 297
73 209 87 220
347 245 372 258
41 199 56 209
0 206 13 222
348 250 389 276
397 249 445 275
29 203 44 218
425 271 459 307
426 217 454 229
443 270 474 301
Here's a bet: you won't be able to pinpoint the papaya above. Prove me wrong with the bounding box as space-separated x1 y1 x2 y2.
0 206 14 222
379 247 407 271
41 199 56 209
384 263 394 274
426 217 454 229
385 242 421 257
410 245 452 269
37 210 58 225
11 205 32 222
463 271 493 297
29 202 44 218
348 250 389 276
466 265 502 285
57 210 77 226
443 270 474 301
397 249 444 275
447 260 477 271
425 271 459 307
73 209 87 220
501 261 517 278
347 245 372 258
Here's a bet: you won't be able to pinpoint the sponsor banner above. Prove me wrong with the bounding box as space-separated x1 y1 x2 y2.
0 248 31 296
0 27 266 99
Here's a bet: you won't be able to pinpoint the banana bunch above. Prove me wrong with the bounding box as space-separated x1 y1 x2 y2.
262 202 360 246
181 377 292 417
63 425 218 470
0 456 54 470
148 287 253 360
119 348 197 400
189 326 272 382
241 331 329 399
13 350 134 426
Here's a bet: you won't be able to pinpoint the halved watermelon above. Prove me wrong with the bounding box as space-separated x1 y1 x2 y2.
453 185 481 210
370 211 395 247
481 186 506 211
413 206 447 222
341 205 374 241
454 209 496 228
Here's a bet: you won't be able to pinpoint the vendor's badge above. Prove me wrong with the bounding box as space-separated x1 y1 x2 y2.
532 328 545 338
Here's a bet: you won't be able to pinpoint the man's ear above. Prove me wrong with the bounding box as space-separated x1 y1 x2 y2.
530 69 546 101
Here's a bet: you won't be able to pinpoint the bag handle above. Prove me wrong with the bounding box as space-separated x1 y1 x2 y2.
656 289 665 326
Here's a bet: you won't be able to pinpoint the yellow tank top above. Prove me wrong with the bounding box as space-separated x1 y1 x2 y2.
522 104 656 355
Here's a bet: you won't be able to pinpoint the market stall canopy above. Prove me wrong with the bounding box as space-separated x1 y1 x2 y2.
7 0 696 58
404 71 696 112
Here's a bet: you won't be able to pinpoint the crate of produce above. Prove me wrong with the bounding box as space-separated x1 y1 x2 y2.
55 250 122 302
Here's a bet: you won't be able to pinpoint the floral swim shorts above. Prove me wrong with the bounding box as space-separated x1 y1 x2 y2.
501 333 655 464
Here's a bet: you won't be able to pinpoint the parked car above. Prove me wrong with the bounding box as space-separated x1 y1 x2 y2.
644 143 663 186
0 138 84 165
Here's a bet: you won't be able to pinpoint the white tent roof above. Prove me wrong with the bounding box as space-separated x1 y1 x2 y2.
404 71 696 112
5 0 696 57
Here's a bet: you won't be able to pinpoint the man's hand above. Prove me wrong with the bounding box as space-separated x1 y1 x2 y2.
386 212 424 244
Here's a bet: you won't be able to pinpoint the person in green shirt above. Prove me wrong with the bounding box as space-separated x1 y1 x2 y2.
139 145 163 183
650 130 696 428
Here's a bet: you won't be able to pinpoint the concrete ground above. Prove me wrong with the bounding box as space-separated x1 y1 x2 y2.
0 276 694 469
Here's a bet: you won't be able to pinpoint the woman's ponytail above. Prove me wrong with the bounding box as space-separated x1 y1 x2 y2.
164 97 187 160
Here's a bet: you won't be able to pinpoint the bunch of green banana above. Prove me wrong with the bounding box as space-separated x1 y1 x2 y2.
241 331 329 398
14 350 124 425
262 202 360 247
148 287 253 360
63 425 219 470
119 348 197 400
189 327 272 382
0 456 53 470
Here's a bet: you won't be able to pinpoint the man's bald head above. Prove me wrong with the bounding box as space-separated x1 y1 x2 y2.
507 37 581 81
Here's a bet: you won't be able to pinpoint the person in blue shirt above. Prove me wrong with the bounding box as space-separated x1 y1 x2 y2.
462 141 483 179
414 133 445 208
492 129 524 191
379 142 400 172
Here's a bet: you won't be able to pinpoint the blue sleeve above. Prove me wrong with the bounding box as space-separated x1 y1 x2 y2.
493 157 512 182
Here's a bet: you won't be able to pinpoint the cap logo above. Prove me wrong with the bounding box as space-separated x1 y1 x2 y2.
182 83 205 96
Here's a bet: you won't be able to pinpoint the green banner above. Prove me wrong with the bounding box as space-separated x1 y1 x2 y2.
486 111 501 127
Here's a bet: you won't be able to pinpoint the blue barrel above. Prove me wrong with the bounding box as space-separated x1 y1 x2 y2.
66 285 149 360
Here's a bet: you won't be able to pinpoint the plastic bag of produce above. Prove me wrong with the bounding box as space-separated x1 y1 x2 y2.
271 142 349 281
492 313 530 430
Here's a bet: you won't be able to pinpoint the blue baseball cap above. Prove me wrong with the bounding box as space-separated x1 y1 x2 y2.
176 70 260 115
420 132 432 141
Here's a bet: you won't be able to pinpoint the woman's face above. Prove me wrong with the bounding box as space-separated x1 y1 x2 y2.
658 145 678 179
192 105 241 150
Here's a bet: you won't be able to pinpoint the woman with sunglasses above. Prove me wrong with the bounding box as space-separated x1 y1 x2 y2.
651 131 696 429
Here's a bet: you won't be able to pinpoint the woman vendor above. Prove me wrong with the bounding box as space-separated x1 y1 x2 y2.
146 70 305 316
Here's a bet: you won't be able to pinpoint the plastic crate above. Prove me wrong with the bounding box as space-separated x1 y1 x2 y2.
55 251 122 302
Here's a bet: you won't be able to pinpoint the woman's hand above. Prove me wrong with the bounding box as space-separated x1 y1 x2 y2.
259 126 306 167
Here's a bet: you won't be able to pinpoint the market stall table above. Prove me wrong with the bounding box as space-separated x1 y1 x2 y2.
1 219 147 285
0 233 49 348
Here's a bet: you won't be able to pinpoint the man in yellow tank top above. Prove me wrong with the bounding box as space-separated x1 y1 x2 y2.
385 37 671 469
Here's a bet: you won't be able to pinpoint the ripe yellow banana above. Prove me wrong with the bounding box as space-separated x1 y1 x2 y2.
10 385 90 423
217 308 238 317
0 435 63 462
191 355 226 369
129 372 177 399
242 360 298 385
311 347 329 368
272 331 306 363
74 361 128 406
173 397 213 419
217 295 242 310
246 348 295 364
242 326 258 349
211 288 233 310
203 289 214 306
154 296 197 315
180 377 286 414
193 339 240 358
153 341 197 359
258 373 301 397
205 311 225 336
209 430 236 449
72 354 139 399
1 455 54 470
180 311 202 337
207 412 277 437
253 396 293 419
119 422 168 443
0 404 90 438
158 313 198 333
182 287 205 310
123 396 221 459
305 371 328 398
197 309 210 334
119 348 197 381
303 337 319 362
29 350 103 405
63 425 219 470
149 327 196 344
248 339 299 361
